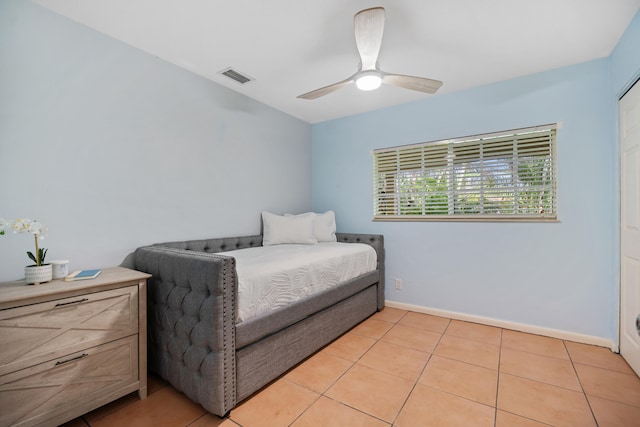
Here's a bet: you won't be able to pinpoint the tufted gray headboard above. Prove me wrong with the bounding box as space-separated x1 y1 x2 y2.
153 235 263 253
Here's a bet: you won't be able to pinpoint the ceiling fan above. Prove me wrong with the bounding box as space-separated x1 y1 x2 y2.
297 7 443 100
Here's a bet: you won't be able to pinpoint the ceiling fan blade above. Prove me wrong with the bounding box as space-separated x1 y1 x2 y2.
297 77 354 100
382 73 443 94
354 7 385 71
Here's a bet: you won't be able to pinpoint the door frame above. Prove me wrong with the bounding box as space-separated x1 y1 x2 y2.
618 73 640 366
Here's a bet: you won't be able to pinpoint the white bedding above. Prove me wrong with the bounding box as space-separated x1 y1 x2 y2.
223 242 377 322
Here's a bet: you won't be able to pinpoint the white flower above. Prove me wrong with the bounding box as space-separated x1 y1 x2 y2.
9 218 46 236
35 224 47 239
2 217 49 266
29 221 45 236
11 218 33 234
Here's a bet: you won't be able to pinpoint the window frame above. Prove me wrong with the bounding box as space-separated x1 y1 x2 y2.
372 124 558 222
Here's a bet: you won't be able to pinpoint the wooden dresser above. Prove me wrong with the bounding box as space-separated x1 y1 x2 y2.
0 267 150 427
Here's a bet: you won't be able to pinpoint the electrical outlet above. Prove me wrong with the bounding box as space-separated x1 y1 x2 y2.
395 278 403 290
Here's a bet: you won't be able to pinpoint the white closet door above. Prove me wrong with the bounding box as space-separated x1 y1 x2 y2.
620 79 640 376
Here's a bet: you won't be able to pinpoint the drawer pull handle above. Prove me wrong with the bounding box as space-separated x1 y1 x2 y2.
55 353 88 366
55 298 89 307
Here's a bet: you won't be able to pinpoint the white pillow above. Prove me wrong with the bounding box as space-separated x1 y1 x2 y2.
285 210 337 242
262 211 318 246
312 210 337 242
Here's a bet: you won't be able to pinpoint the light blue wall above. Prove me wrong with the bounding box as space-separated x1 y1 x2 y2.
611 10 640 95
0 1 311 281
312 59 617 340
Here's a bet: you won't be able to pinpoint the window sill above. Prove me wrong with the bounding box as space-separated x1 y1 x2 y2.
372 215 559 223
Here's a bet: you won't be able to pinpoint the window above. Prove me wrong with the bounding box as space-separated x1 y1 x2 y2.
373 125 557 221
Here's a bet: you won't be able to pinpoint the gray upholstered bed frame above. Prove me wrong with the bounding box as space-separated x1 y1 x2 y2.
134 233 384 417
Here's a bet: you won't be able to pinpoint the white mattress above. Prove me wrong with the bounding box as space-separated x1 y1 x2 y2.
223 242 377 323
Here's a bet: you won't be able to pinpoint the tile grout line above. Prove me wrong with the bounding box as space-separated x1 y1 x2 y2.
316 395 392 426
262 342 356 426
564 340 601 426
494 327 503 427
367 309 412 426
286 391 324 427
495 330 559 427
338 309 424 426
289 309 410 426
493 328 549 427
389 316 452 426
445 323 574 426
494 341 601 426
339 310 408 426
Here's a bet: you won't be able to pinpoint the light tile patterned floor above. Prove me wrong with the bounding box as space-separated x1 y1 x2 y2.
63 308 640 427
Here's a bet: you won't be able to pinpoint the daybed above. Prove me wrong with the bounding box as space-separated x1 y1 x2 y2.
134 225 384 417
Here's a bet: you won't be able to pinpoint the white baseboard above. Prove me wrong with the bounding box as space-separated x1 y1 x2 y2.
385 300 618 352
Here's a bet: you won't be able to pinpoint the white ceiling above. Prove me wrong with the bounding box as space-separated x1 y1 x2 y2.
34 0 640 124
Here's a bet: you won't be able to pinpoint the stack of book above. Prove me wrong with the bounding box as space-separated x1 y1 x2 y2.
64 269 101 281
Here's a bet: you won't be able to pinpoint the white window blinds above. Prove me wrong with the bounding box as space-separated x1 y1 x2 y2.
373 125 558 221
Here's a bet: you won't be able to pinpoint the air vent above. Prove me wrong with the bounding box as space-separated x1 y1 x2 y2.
218 67 254 84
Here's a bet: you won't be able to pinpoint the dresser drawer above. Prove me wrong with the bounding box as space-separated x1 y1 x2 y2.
0 335 139 427
0 285 138 376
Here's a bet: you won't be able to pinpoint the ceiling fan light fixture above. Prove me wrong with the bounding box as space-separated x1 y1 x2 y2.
355 71 382 91
297 7 442 100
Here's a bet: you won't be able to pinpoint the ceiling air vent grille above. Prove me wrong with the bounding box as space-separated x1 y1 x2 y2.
218 67 253 84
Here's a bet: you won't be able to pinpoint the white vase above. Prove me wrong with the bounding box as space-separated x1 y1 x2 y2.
25 264 53 285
